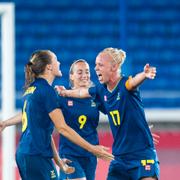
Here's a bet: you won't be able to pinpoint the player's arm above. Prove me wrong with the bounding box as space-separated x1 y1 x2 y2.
125 64 156 90
0 113 22 133
51 136 75 174
55 86 90 98
49 108 114 161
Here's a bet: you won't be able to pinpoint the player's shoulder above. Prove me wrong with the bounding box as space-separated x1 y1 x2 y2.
120 75 131 86
115 76 131 92
36 81 56 99
94 82 106 91
121 75 129 82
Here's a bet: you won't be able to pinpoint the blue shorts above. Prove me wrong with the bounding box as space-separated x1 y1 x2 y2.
107 158 160 180
16 151 58 180
59 155 97 180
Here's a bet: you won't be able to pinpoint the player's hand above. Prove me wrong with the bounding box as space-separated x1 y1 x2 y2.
144 64 156 79
59 158 75 174
152 133 160 145
0 121 6 133
55 85 67 97
93 145 114 161
149 124 160 145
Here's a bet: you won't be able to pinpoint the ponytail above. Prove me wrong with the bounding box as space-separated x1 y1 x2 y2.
24 62 35 90
24 50 52 90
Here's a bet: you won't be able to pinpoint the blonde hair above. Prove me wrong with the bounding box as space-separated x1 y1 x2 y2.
69 59 87 75
69 59 93 88
100 47 126 66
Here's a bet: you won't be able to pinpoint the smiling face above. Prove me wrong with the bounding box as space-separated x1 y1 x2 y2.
70 60 91 88
95 52 114 84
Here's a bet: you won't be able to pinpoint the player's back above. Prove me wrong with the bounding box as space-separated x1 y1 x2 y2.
18 78 57 157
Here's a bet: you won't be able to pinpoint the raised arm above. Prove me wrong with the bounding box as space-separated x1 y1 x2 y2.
49 108 114 161
51 136 75 174
0 113 22 133
55 86 90 98
125 64 156 90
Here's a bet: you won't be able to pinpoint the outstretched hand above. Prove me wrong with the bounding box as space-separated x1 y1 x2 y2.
149 124 160 145
93 145 114 161
55 85 67 97
152 133 160 145
0 121 6 133
59 158 75 174
144 64 156 79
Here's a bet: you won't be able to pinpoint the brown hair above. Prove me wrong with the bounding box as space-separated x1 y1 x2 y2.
24 50 53 89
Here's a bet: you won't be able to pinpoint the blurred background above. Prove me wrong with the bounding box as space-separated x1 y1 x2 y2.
0 0 180 179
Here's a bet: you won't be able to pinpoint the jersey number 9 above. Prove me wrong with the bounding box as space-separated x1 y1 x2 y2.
78 115 87 129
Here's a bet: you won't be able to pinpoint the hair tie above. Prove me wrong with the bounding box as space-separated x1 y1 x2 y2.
27 61 33 66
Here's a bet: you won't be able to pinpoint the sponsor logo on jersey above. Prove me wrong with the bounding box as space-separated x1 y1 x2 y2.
68 100 73 106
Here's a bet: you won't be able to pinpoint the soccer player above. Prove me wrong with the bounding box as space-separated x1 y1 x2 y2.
0 50 114 180
57 48 160 180
57 59 106 180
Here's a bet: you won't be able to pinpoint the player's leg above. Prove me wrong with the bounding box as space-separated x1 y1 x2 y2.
59 155 86 180
130 160 159 180
15 150 27 179
107 160 130 180
25 155 58 180
79 156 97 180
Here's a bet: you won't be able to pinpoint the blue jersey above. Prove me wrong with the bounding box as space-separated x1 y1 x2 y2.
89 76 155 158
17 78 59 158
58 95 101 157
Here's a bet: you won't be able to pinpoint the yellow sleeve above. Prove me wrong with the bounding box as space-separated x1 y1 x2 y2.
125 76 132 90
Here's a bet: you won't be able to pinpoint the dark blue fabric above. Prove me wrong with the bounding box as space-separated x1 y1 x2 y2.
17 78 59 157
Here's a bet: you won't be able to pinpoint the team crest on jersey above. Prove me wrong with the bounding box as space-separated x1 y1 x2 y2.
116 92 121 100
68 100 73 106
91 100 96 107
145 165 151 171
104 95 107 101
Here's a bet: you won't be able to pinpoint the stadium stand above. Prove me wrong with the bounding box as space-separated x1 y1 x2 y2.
0 0 179 109
0 0 180 179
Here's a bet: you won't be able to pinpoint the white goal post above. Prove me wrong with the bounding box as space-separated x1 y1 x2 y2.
0 3 16 180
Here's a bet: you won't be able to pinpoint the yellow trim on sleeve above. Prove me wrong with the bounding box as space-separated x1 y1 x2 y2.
125 76 132 90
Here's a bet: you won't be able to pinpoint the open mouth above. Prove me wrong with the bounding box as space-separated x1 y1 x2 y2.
97 73 103 81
